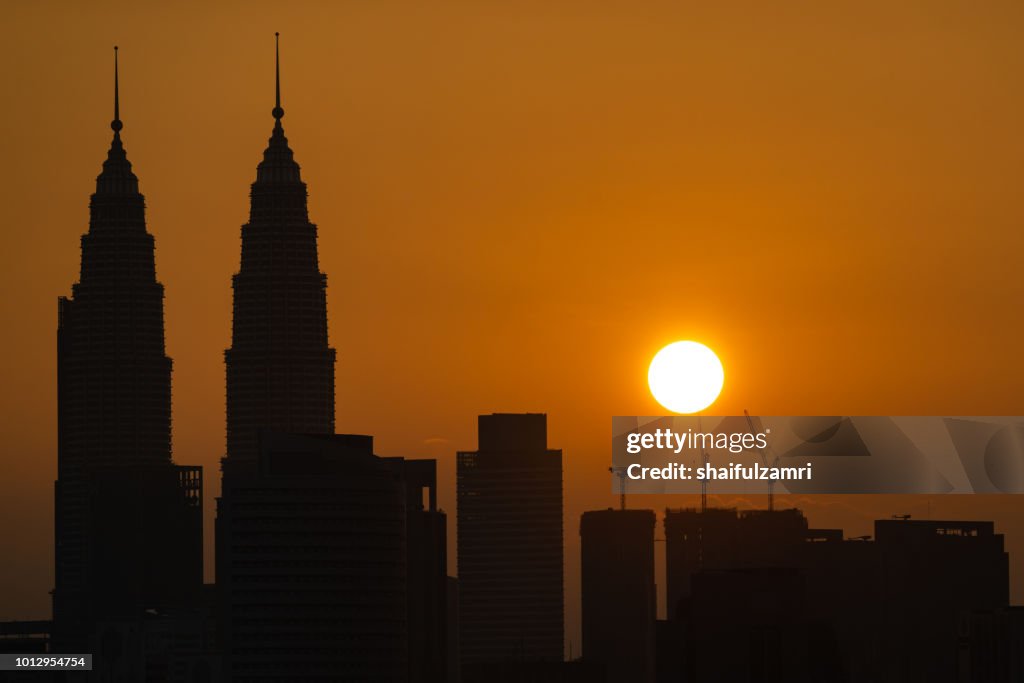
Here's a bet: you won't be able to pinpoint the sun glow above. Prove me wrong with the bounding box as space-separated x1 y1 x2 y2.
647 341 724 414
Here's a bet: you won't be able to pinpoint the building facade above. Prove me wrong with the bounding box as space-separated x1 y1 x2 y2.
457 413 564 672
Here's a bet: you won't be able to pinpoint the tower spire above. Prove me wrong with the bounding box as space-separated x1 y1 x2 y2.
272 33 284 121
96 45 137 195
112 46 122 133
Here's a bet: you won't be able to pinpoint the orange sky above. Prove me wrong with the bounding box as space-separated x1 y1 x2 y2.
2 0 1023 648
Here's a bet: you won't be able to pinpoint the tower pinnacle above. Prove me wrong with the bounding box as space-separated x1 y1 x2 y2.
272 32 284 121
112 46 122 133
96 45 137 196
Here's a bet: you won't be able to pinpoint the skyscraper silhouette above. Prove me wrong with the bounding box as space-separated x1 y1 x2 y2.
216 37 449 682
664 507 809 619
658 511 1009 683
456 413 564 674
580 509 656 683
54 47 203 653
218 432 410 681
800 518 1010 682
222 33 336 482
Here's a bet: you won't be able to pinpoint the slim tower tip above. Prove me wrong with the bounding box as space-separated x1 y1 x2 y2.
272 33 284 121
111 46 122 132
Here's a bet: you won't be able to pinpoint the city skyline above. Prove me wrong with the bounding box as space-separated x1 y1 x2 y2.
4 3 1024 659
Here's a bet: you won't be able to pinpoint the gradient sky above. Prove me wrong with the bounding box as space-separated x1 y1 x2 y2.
3 0 1024 649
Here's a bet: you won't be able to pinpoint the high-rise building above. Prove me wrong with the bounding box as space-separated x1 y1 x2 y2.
218 431 449 683
456 413 564 672
803 518 1010 683
222 34 336 482
54 48 203 652
218 432 410 681
394 458 450 683
661 511 1010 683
663 507 808 619
216 37 448 682
580 508 656 683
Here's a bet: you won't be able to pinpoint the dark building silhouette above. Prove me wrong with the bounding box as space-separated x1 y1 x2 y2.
398 458 451 683
663 507 809 619
90 583 221 682
53 47 203 654
217 431 448 682
457 413 564 674
580 509 656 683
447 577 461 683
653 619 685 683
958 607 1024 683
659 510 1010 683
222 35 336 482
798 518 1010 683
218 432 409 681
0 621 51 655
215 37 448 682
676 567 844 683
0 622 53 683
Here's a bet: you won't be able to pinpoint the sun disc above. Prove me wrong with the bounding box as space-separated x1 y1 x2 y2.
648 341 724 414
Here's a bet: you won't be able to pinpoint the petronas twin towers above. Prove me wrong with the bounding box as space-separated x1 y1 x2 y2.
55 35 338 660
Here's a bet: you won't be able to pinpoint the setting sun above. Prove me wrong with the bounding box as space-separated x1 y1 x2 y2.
648 341 724 414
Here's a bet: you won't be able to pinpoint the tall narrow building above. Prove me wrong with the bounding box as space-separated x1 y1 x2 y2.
456 413 564 674
55 48 202 652
222 33 336 481
217 37 453 682
580 508 656 683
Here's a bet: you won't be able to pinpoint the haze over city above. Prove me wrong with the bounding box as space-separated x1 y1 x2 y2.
3 2 1024 657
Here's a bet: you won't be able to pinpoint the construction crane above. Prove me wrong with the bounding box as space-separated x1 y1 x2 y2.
698 416 709 513
609 466 627 511
744 409 780 512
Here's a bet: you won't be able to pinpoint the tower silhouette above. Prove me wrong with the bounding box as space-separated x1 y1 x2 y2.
222 32 336 481
54 47 202 653
457 413 564 671
580 509 656 683
57 48 171 479
216 36 444 682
